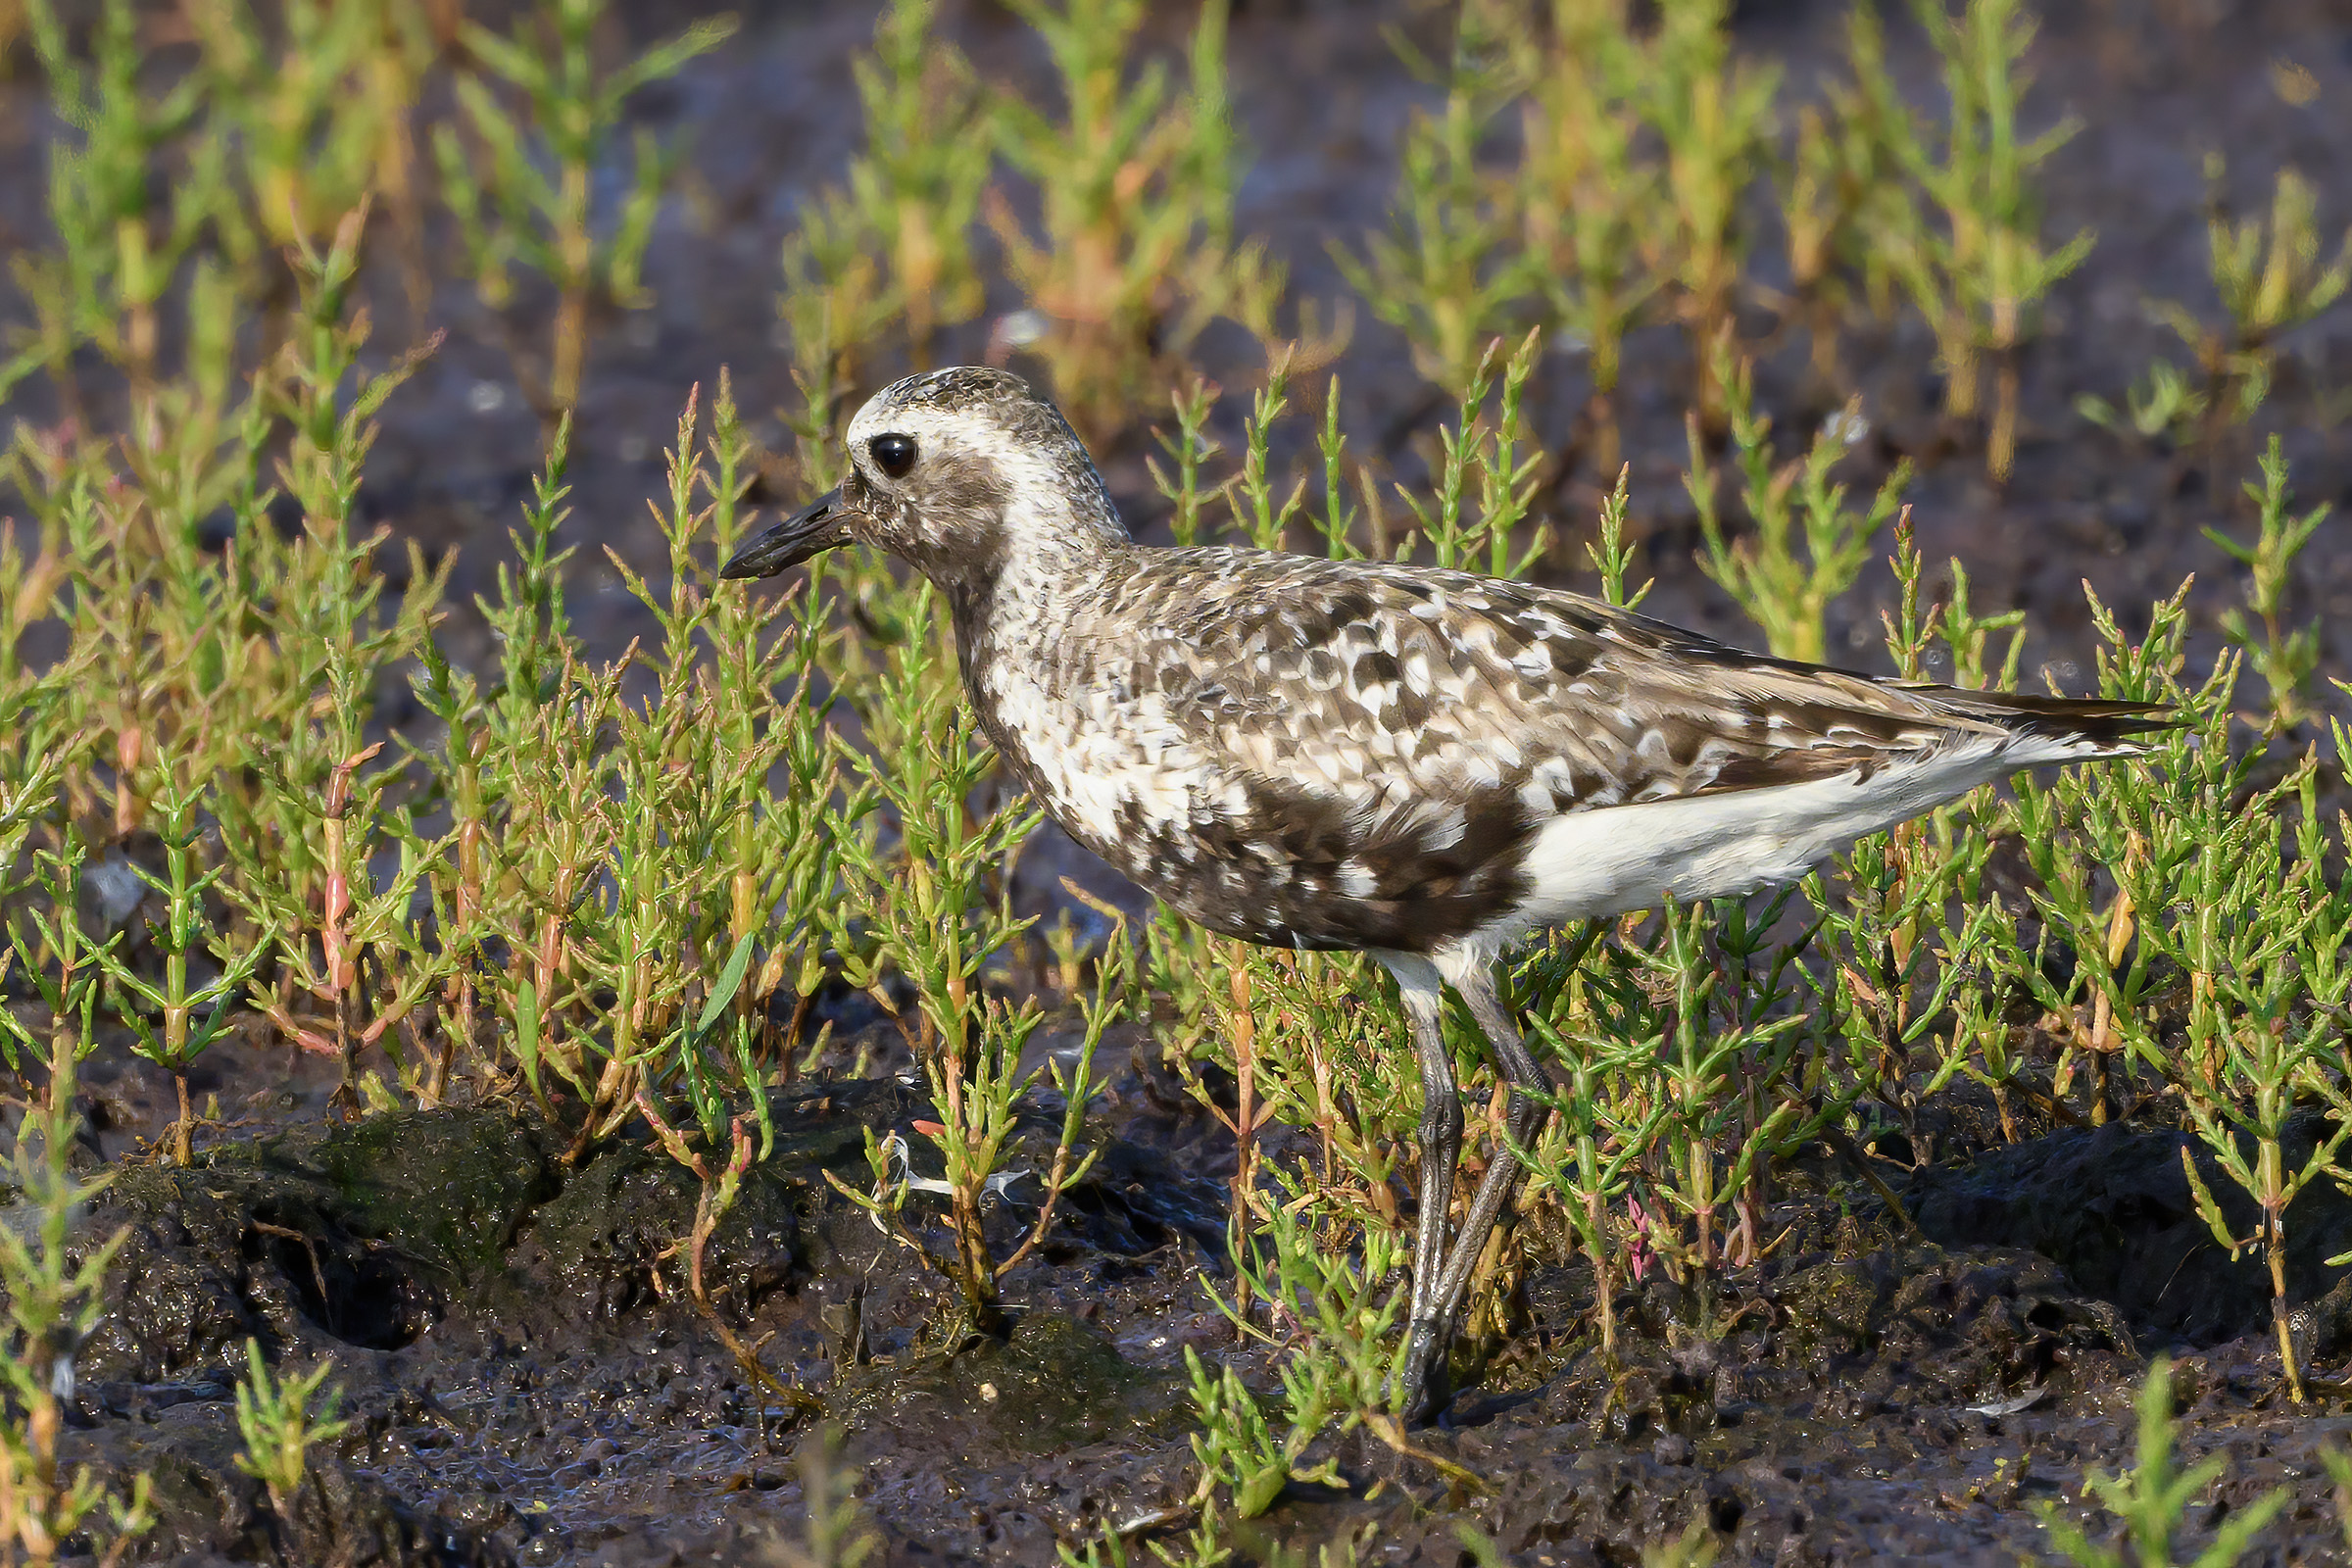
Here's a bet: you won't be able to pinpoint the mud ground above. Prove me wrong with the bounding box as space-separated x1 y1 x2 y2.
30 1027 2352 1566
10 0 2352 1562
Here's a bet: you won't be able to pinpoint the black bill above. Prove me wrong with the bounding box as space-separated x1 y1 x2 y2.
720 488 858 579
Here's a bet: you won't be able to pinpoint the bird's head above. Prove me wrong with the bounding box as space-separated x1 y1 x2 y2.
721 367 1126 590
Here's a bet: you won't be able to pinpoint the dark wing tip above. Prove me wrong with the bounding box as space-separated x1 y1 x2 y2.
1915 689 2182 748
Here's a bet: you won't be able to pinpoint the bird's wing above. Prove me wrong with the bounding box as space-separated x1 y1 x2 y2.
1051 548 2156 950
1104 550 1996 807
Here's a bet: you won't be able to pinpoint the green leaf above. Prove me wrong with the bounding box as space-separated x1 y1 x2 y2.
698 933 760 1037
1234 1464 1286 1519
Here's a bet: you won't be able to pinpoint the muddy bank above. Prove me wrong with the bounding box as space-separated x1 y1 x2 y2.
42 1077 1230 1565
18 1074 2352 1567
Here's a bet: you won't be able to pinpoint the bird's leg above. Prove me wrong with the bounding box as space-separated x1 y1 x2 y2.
1410 962 1553 1422
1372 954 1462 1426
1403 991 1462 1327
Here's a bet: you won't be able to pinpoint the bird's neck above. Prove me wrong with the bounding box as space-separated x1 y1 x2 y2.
937 490 1130 648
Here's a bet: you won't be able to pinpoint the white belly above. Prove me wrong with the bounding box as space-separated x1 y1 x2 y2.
1465 737 2039 954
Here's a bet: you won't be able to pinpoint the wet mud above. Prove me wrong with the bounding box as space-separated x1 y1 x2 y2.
17 1042 2352 1567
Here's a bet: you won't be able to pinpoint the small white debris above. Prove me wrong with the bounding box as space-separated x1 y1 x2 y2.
1964 1385 2048 1417
78 853 146 937
1821 408 1870 448
466 380 508 415
870 1131 1032 1217
997 308 1050 349
979 1382 999 1402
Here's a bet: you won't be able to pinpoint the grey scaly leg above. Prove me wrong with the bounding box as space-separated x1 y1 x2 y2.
1375 954 1462 1420
1399 956 1552 1422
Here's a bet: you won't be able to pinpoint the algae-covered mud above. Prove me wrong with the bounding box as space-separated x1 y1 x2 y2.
9 0 2352 1562
26 1029 2352 1566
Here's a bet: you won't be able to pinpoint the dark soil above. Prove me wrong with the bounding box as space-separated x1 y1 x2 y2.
10 0 2352 1563
28 1043 2352 1567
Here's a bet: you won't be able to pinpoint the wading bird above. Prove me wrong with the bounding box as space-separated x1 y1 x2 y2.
723 367 2165 1422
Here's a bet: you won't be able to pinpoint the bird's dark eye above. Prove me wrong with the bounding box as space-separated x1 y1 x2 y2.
867 433 917 479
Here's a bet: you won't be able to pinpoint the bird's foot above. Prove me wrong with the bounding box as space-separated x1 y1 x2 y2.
1393 1319 1453 1427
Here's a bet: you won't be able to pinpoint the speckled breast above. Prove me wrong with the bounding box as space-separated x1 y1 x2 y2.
964 640 1537 956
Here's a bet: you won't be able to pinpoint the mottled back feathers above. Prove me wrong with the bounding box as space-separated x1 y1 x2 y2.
962 547 2158 953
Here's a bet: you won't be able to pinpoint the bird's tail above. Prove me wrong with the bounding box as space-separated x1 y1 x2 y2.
1914 687 2181 760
